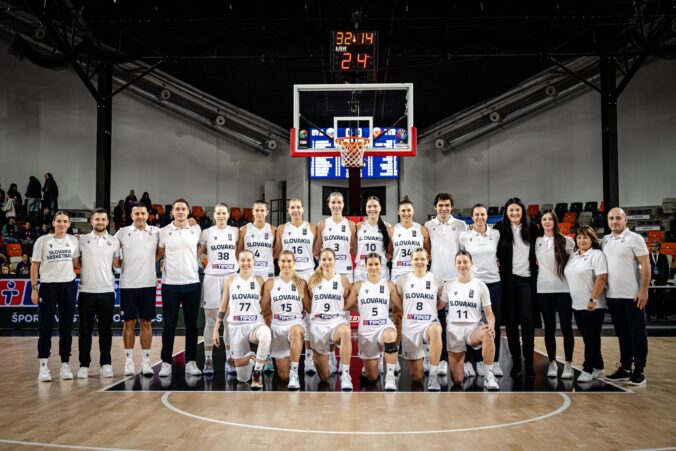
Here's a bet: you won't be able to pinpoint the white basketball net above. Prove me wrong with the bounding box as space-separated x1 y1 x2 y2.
335 136 369 168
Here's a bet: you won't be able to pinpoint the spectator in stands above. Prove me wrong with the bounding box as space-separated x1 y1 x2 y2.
6 184 23 215
140 192 152 211
15 253 31 275
42 173 59 211
124 190 138 215
25 176 42 216
0 253 6 265
0 183 5 226
2 187 17 219
2 217 19 243
0 183 5 205
648 241 670 320
20 221 36 243
38 223 50 237
0 263 11 276
40 207 53 228
113 200 127 231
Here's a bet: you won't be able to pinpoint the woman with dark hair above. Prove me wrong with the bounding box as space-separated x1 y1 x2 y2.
564 226 608 383
6 183 22 215
26 176 42 215
140 192 152 211
42 173 59 212
493 197 539 378
354 196 391 282
535 209 575 379
113 200 126 231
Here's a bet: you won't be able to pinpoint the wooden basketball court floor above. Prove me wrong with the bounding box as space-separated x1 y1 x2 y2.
1 335 675 450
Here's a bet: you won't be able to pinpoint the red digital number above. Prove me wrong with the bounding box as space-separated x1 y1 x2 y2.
357 53 370 69
341 52 352 70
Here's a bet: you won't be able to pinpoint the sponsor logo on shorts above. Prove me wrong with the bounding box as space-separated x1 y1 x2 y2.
397 261 411 267
407 314 432 320
212 264 235 270
233 315 259 321
296 257 310 263
273 314 300 321
363 319 387 326
314 313 341 320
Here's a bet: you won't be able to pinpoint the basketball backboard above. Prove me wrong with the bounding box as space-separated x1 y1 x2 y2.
291 83 415 158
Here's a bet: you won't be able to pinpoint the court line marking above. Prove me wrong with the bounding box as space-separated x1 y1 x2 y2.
161 391 572 435
98 347 189 393
0 438 146 451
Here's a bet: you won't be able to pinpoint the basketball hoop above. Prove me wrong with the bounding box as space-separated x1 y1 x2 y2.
335 136 369 168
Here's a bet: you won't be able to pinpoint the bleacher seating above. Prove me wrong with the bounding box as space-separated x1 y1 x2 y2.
527 204 540 219
584 201 598 213
6 244 22 258
541 203 553 212
648 231 664 244
243 208 254 222
192 206 205 220
487 206 499 216
151 204 164 215
555 203 568 219
570 202 583 213
578 211 593 227
563 212 577 224
663 198 676 214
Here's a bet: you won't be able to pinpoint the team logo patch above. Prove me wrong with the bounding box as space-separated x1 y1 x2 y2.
333 281 338 290
303 228 307 235
365 288 369 293
469 289 474 298
412 230 417 237
452 226 456 231
277 286 281 291
328 227 332 232
426 281 431 290
250 281 255 290
236 285 240 289
380 285 385 294
291 284 297 292
341 225 346 233
229 234 233 241
410 284 414 289
265 233 269 240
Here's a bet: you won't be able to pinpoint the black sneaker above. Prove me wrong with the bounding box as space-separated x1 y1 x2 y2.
510 364 522 378
605 366 632 382
627 372 646 386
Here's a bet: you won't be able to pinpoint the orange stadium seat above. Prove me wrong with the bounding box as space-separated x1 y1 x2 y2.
230 207 242 221
152 204 164 215
660 242 676 257
566 233 576 240
243 208 254 222
6 244 22 258
192 206 205 220
559 223 572 234
527 204 540 219
563 212 577 224
647 231 664 244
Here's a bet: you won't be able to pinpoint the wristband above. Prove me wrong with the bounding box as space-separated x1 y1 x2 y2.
589 298 597 303
217 311 225 320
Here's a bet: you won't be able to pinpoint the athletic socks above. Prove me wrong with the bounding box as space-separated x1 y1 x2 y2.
39 358 48 368
484 363 493 372
305 349 312 360
142 350 150 361
340 364 350 375
290 361 299 373
225 348 231 362
205 350 213 360
386 364 395 377
254 361 264 372
125 349 133 361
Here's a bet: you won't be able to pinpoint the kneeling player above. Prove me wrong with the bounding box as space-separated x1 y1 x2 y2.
261 250 307 390
441 250 499 390
213 250 270 390
395 248 444 391
346 253 402 391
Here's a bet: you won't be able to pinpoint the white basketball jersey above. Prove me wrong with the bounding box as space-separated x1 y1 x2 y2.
443 278 491 325
202 226 239 276
356 221 387 273
281 222 314 272
227 275 262 324
391 223 424 279
244 223 275 278
321 218 353 275
357 279 390 331
270 277 304 325
399 272 441 334
310 274 345 323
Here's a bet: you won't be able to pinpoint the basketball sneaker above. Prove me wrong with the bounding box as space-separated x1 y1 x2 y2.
438 361 448 376
427 374 441 392
484 371 500 391
577 371 593 383
159 362 172 377
263 356 274 375
591 368 605 380
251 370 263 390
124 360 135 376
627 371 646 386
38 366 52 382
340 371 353 391
304 356 316 375
384 373 397 392
464 362 475 378
476 361 485 376
547 361 558 377
329 353 338 374
141 360 154 376
561 363 573 379
101 365 114 378
492 362 504 376
605 366 631 382
185 361 202 376
203 358 214 376
288 370 300 391
225 358 237 376
77 366 89 379
60 363 73 380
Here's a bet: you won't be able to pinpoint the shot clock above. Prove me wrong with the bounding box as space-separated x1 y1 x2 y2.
330 30 377 72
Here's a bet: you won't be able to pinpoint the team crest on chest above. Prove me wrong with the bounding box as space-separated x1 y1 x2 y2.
412 230 417 237
250 281 255 290
469 289 474 298
228 234 233 241
291 284 297 291
426 281 431 290
365 288 369 293
302 228 307 235
380 285 385 294
341 225 346 233
333 281 338 290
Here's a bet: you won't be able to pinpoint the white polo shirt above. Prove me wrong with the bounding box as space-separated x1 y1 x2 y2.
535 235 575 293
512 223 531 277
564 249 608 310
115 224 160 289
159 222 201 285
459 227 500 283
602 228 649 299
79 232 120 293
425 216 467 281
31 234 79 283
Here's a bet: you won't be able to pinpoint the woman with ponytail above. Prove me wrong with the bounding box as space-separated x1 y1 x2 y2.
354 196 391 282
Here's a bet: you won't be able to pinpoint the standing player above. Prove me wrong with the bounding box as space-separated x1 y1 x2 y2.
156 199 202 378
31 211 80 382
114 203 160 377
389 196 430 281
238 200 276 280
77 208 121 379
354 196 391 282
260 250 307 390
307 248 353 391
213 250 270 389
198 203 239 375
440 250 499 390
345 253 402 391
275 198 317 373
396 248 444 391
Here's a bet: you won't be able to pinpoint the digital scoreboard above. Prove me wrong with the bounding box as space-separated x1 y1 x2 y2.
330 30 377 72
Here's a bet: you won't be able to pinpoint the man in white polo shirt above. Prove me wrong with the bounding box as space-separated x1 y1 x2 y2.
424 193 467 376
156 198 202 377
77 208 121 379
602 207 650 386
114 203 160 377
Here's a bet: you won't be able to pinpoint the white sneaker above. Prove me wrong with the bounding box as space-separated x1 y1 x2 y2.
38 366 52 382
60 363 73 380
464 362 475 377
101 364 114 378
394 359 401 375
427 374 441 391
484 371 500 391
203 358 214 376
592 368 605 380
340 372 353 391
225 359 237 376
438 361 448 376
423 358 430 375
77 366 89 379
288 370 300 390
141 360 154 376
304 356 316 375
124 360 135 376
561 363 574 379
476 361 486 376
159 362 172 377
185 360 202 376
385 373 397 392
547 361 558 378
577 370 593 382
329 354 338 374
492 362 504 377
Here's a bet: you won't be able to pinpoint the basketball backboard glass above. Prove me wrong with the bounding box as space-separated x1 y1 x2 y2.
291 83 415 157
